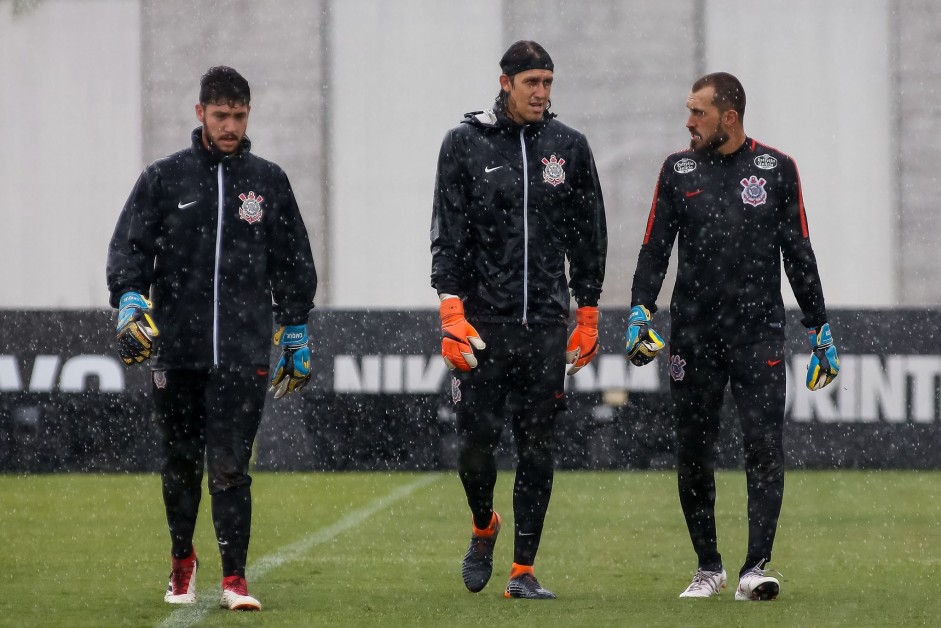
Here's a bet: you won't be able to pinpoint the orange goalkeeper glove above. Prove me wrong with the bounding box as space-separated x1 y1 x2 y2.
439 297 485 371
565 306 600 375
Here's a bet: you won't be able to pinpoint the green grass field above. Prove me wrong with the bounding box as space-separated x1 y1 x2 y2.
2 470 940 627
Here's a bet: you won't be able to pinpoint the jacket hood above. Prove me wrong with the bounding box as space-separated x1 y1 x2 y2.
461 104 556 130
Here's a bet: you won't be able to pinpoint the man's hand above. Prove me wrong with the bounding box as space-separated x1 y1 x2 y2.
625 305 665 367
806 322 840 390
440 297 485 371
565 306 600 375
115 291 159 365
269 325 311 399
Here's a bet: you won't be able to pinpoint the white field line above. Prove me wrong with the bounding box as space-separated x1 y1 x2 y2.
156 473 441 628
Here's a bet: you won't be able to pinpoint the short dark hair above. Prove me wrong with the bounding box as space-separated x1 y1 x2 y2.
199 66 251 106
692 72 745 119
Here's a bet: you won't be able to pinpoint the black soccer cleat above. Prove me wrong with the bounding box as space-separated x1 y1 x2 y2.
461 511 501 593
504 571 556 600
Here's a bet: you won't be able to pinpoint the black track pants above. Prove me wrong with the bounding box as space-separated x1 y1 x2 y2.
152 366 267 578
453 322 566 567
669 338 786 575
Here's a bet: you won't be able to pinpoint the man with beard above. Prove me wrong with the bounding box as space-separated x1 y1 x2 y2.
625 72 840 601
430 41 607 599
107 66 317 611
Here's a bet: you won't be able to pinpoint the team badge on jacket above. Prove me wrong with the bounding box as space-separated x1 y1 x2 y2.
238 191 264 223
541 154 566 186
740 175 767 207
451 376 462 404
674 157 697 174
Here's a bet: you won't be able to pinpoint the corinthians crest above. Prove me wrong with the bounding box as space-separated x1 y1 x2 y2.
238 191 264 223
541 154 566 186
740 175 767 207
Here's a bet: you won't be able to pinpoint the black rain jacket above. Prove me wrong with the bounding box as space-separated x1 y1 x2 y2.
631 137 827 346
430 107 607 326
107 128 317 369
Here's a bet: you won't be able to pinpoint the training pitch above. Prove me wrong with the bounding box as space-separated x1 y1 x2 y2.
1 470 939 627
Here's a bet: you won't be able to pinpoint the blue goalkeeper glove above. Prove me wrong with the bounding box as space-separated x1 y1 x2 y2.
625 305 665 367
115 291 159 365
806 322 840 390
269 324 311 399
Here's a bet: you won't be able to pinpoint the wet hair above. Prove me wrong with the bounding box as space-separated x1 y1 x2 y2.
494 41 554 114
692 72 745 119
199 66 251 107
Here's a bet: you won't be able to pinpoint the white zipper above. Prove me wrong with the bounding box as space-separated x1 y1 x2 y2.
519 127 529 325
212 164 224 366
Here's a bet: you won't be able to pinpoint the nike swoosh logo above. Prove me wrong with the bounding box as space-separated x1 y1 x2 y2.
484 165 504 173
767 359 782 367
685 189 704 198
178 200 198 209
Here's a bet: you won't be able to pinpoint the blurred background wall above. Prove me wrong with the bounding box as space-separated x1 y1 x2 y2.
1 0 938 310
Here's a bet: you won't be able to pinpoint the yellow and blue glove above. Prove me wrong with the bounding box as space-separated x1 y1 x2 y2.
806 322 840 390
115 291 159 365
625 305 665 367
269 324 311 399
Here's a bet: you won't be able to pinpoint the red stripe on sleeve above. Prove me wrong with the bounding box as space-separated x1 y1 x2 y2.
643 178 660 245
794 162 809 238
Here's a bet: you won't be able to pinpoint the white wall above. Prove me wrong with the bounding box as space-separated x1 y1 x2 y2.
0 0 911 310
329 0 503 307
705 0 895 307
0 0 141 308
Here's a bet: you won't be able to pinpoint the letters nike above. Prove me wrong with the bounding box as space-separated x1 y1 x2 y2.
178 200 198 209
484 165 504 173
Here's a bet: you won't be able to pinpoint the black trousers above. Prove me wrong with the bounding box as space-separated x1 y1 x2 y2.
152 366 267 578
453 321 566 567
669 337 786 576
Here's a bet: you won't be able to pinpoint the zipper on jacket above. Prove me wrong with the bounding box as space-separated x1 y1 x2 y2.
212 164 224 366
519 127 529 326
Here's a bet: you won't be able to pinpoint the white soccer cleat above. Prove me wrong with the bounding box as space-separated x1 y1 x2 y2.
164 552 198 604
735 561 780 601
220 576 262 611
679 568 727 598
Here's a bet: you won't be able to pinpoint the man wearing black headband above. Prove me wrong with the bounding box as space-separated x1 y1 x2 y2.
430 40 607 600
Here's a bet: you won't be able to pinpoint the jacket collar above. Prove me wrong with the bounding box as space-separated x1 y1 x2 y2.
462 103 555 131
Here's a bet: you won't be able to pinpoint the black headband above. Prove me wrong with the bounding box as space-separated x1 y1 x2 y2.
500 40 554 76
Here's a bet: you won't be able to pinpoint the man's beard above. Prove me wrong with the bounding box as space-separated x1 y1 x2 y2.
203 123 240 155
692 126 729 154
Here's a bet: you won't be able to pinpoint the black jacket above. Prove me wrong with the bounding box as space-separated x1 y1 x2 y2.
107 128 317 369
631 137 827 345
430 108 607 325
